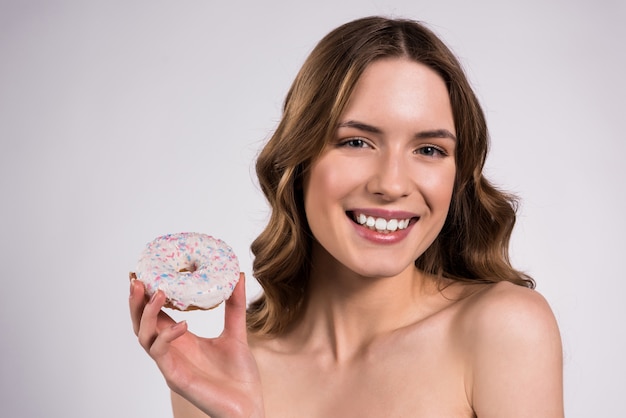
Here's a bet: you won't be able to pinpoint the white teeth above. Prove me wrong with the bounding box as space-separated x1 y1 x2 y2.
374 218 386 230
355 213 412 232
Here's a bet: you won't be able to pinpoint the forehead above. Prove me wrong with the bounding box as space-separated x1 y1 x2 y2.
339 58 455 133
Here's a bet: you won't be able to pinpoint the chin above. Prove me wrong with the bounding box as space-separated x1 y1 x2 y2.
349 261 416 280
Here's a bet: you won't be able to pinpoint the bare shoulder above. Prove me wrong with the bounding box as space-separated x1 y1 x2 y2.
458 281 559 337
456 281 562 361
455 281 564 417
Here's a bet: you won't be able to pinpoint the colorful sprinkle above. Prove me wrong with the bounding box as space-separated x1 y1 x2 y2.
134 232 240 310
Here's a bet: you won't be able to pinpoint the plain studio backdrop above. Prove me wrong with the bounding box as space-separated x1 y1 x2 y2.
0 0 624 417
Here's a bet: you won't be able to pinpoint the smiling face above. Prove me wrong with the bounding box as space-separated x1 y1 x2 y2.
303 58 457 279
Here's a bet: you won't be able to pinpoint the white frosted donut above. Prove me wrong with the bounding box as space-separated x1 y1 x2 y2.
134 232 240 311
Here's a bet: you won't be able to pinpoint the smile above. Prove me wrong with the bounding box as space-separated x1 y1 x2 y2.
350 212 415 234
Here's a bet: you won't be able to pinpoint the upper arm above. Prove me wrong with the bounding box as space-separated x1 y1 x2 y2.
468 283 563 418
171 391 211 418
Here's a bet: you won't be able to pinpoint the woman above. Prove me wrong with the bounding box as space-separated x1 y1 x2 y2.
130 16 563 417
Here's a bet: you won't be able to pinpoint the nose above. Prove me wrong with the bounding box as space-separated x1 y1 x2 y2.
366 152 412 201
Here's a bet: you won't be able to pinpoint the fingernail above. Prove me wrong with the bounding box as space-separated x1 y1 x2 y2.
129 272 138 299
149 290 159 304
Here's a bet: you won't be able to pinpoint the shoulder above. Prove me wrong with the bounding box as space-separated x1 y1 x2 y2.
455 281 564 417
457 281 562 360
459 281 558 337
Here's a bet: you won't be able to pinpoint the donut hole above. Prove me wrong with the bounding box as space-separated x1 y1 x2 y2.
178 263 198 273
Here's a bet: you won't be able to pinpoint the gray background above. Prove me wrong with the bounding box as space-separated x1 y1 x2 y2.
1 0 624 416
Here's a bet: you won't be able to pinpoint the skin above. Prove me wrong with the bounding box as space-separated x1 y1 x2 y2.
129 58 563 417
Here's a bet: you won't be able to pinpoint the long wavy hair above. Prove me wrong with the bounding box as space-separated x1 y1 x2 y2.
247 16 534 335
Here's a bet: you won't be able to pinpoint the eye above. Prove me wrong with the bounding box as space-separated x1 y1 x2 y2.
339 138 371 148
415 145 447 158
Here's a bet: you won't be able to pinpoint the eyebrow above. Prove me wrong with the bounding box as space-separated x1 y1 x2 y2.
337 120 457 141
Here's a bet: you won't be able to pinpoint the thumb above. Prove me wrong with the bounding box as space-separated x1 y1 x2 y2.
223 272 247 341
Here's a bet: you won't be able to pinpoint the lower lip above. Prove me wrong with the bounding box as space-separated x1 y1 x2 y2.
351 219 416 244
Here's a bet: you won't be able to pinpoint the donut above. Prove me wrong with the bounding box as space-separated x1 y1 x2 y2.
132 232 240 311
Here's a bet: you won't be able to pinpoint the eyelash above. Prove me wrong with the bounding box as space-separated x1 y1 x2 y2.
415 145 448 158
338 138 370 148
338 138 448 158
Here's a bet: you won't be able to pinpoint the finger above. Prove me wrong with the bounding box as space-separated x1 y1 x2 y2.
137 290 167 350
149 320 188 358
223 272 247 341
129 278 147 335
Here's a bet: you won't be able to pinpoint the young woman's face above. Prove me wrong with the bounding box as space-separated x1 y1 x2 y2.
304 58 457 279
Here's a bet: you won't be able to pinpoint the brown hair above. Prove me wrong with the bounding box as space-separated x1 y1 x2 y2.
247 16 534 335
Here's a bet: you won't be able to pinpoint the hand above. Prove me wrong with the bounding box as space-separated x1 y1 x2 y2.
129 273 264 418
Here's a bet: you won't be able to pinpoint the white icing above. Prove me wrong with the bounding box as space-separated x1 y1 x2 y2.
135 232 240 310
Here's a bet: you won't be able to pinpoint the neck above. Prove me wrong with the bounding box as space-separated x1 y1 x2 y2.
284 245 441 364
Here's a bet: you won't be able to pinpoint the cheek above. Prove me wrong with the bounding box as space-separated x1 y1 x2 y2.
305 156 356 203
420 164 456 208
303 159 334 216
